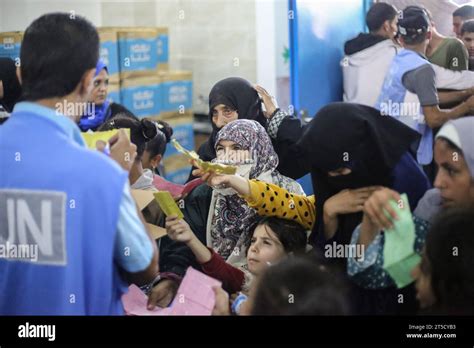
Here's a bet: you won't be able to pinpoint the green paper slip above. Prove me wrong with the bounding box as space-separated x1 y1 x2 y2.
153 191 184 219
384 253 421 288
382 193 421 288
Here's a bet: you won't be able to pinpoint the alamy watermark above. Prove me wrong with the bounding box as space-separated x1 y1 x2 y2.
55 100 96 118
324 242 365 261
0 241 38 262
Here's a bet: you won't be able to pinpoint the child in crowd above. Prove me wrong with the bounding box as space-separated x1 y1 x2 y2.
165 215 307 314
98 115 171 191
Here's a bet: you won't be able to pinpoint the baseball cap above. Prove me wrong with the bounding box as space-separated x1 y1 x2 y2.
398 6 430 38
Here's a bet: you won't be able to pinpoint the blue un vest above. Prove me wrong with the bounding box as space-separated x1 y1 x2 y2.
376 49 433 165
0 110 128 315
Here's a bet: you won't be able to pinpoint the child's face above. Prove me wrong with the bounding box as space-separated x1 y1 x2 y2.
411 251 436 309
246 224 286 275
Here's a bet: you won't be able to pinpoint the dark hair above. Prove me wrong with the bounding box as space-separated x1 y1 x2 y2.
144 120 173 159
398 6 430 45
424 204 474 315
252 216 307 255
251 255 350 315
366 2 398 32
403 33 428 45
453 5 474 20
98 115 158 160
461 19 474 35
20 13 99 101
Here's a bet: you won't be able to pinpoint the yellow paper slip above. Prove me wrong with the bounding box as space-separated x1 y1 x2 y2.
171 139 237 175
81 129 131 150
153 191 184 219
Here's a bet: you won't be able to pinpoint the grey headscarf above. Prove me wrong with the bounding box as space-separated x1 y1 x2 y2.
414 117 474 222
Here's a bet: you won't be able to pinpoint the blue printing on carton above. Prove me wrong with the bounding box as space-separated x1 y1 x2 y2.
118 37 158 72
161 80 192 112
121 82 161 118
0 42 21 60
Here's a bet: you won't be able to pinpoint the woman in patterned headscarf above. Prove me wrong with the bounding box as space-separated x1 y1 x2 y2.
207 119 304 268
153 119 304 307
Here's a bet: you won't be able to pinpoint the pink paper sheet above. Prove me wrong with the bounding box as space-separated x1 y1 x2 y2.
122 284 172 316
152 176 202 199
122 267 221 316
170 267 222 316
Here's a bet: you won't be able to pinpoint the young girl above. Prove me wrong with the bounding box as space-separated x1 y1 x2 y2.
140 120 173 177
149 119 304 309
97 115 171 189
165 214 307 313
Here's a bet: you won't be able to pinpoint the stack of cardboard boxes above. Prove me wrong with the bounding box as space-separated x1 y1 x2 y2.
98 26 194 185
0 27 195 185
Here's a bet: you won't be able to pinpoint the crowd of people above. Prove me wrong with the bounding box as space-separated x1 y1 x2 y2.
0 3 473 316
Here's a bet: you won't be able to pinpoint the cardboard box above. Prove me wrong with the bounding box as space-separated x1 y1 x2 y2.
120 76 161 118
130 189 167 239
98 28 120 84
163 166 192 185
159 70 193 114
107 82 121 104
118 27 159 79
0 31 22 62
161 114 195 184
156 27 169 71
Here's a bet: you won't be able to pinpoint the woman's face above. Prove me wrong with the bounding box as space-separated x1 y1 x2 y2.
433 139 474 208
212 104 238 128
216 140 251 164
246 224 286 276
89 69 109 106
411 250 436 309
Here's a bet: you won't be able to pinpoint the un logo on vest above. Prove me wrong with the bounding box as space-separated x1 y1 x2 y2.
0 189 67 265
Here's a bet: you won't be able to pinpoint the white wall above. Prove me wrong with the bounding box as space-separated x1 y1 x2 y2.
0 0 102 31
0 0 260 114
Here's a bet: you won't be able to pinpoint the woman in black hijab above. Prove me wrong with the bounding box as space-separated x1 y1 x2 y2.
300 104 429 247
0 58 22 113
188 77 299 181
275 102 431 314
197 77 267 162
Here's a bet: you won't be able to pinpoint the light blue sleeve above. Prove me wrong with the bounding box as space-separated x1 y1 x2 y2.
114 183 154 273
347 224 395 289
347 218 430 289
